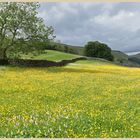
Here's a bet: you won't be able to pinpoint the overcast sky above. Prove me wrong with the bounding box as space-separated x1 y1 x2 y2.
39 2 140 52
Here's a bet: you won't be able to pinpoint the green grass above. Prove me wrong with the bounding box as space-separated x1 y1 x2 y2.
20 50 80 61
0 60 140 138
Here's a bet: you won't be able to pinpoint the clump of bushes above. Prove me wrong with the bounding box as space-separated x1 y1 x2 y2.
84 41 114 61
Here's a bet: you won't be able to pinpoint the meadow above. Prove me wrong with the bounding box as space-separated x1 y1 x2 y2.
0 59 140 138
20 50 80 61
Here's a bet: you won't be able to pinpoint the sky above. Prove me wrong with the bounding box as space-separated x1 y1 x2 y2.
38 2 140 52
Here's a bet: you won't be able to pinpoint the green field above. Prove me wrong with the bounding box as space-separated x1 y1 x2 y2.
0 58 140 138
20 50 80 61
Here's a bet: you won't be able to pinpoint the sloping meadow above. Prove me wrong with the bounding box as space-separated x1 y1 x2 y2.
0 60 140 137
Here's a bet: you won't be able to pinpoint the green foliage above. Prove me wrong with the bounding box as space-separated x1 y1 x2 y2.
0 2 54 59
84 41 114 61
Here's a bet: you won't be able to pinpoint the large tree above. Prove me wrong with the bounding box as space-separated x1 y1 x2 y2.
0 2 54 59
84 41 114 61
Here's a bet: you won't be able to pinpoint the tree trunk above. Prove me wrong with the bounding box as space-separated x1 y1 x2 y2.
2 47 8 60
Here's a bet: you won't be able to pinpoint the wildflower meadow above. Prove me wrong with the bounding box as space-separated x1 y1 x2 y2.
0 60 139 137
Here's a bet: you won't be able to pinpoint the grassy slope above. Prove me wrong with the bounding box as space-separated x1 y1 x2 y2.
131 53 140 59
0 59 140 138
19 47 140 66
129 53 140 65
50 42 84 55
20 50 80 61
111 50 128 61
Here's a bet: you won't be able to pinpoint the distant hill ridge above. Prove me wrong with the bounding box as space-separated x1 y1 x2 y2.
51 41 140 67
128 53 140 65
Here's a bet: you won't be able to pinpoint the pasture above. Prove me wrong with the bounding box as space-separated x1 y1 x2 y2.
20 50 80 61
0 60 140 137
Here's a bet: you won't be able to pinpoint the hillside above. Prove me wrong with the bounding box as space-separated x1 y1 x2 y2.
134 53 140 59
47 42 140 67
20 50 80 61
128 53 140 65
0 59 140 137
50 41 84 55
51 42 128 60
111 50 128 62
111 50 140 67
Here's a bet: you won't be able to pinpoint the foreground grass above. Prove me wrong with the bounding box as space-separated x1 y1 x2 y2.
20 50 80 61
0 60 140 138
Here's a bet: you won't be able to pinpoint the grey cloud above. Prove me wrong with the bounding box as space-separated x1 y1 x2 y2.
38 2 140 52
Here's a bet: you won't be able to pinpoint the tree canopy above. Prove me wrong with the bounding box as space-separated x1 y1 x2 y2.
0 2 54 59
84 41 114 61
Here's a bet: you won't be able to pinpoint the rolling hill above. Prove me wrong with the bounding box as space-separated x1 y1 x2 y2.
6 39 138 67
111 50 128 62
128 53 140 65
134 53 140 59
48 42 140 67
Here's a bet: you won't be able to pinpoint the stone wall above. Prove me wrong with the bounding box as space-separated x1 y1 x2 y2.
0 59 9 65
0 57 87 67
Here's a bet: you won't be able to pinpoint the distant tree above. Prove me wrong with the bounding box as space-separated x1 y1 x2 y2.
84 41 114 61
0 2 54 59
